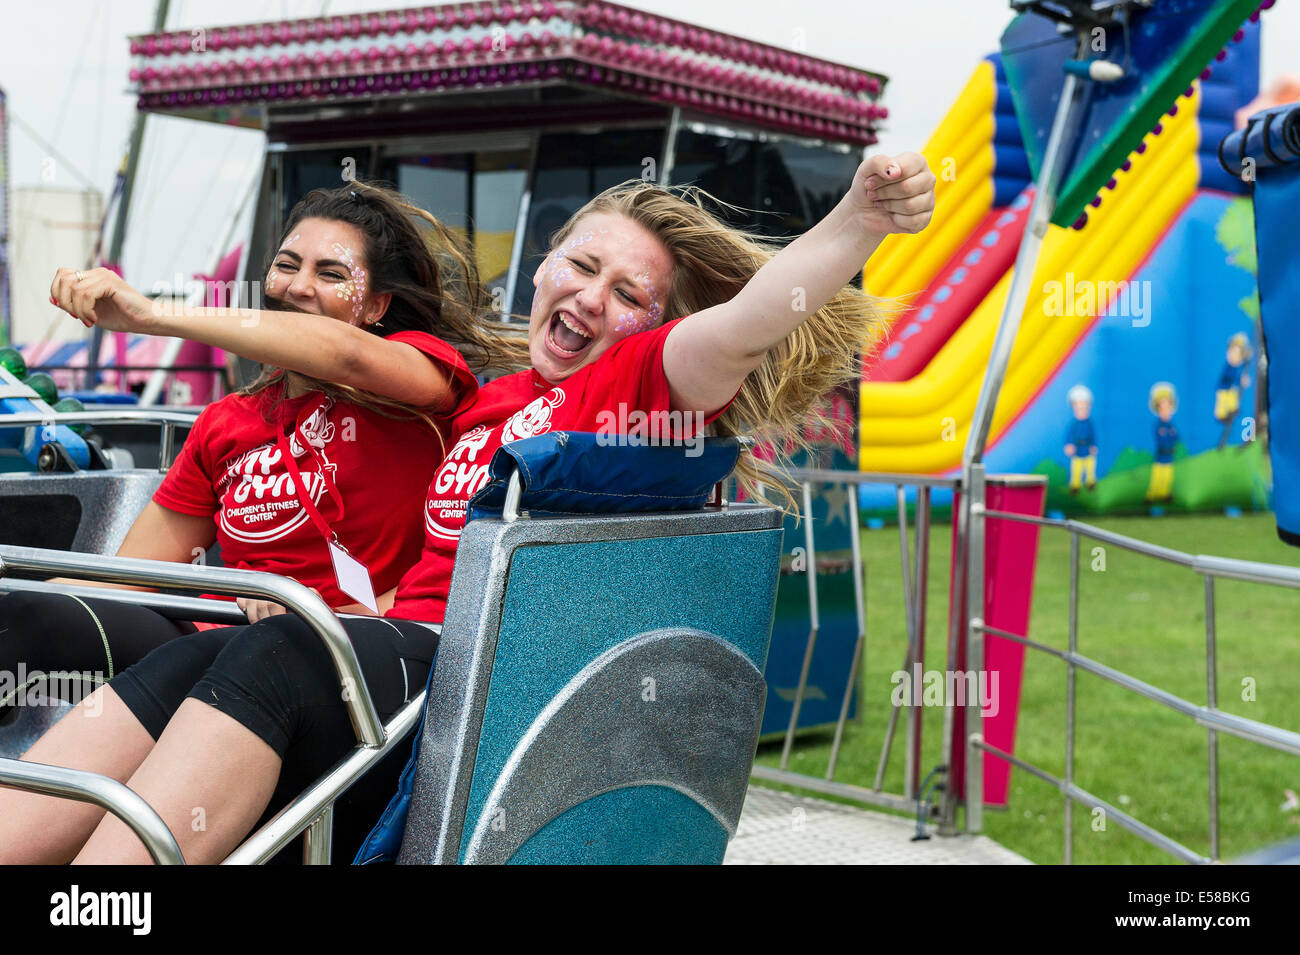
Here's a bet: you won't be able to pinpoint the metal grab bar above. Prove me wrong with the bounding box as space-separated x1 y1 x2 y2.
223 692 430 865
0 544 385 747
0 578 248 625
0 409 199 471
0 410 199 427
0 759 185 865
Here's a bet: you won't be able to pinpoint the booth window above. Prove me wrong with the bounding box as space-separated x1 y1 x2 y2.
670 128 858 238
511 127 668 317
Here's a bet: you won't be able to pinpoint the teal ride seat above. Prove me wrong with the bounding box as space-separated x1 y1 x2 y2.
390 433 784 865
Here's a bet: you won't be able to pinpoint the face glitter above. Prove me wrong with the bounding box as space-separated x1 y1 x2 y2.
331 242 367 319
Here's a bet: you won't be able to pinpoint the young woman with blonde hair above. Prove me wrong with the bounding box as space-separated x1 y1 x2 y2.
0 151 934 864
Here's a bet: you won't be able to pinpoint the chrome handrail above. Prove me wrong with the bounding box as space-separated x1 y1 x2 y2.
983 510 1300 588
0 410 199 470
0 578 247 625
223 691 430 865
0 410 199 427
0 544 384 746
0 759 184 865
965 505 1300 862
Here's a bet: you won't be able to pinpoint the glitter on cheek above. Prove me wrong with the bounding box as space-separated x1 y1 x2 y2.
351 267 367 318
266 271 278 293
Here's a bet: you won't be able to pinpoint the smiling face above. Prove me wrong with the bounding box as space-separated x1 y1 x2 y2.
527 211 674 383
265 217 387 325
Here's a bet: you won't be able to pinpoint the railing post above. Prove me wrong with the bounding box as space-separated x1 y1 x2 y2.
938 475 967 835
873 484 915 791
965 463 987 834
1065 531 1079 864
906 485 931 799
303 807 334 865
827 483 865 781
1205 575 1220 861
159 421 175 472
780 482 819 770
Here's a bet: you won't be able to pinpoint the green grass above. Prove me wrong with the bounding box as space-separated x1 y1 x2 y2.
753 511 1300 864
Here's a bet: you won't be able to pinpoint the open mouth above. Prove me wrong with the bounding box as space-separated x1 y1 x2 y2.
546 310 595 359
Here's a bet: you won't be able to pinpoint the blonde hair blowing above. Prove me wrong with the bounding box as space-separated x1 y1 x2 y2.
553 180 892 507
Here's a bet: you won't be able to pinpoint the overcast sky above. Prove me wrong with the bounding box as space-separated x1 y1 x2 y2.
2 0 1296 315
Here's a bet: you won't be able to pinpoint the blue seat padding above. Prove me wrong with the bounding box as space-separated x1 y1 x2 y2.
469 432 739 519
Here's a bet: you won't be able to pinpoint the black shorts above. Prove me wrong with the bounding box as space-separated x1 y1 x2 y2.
0 591 196 708
109 614 439 861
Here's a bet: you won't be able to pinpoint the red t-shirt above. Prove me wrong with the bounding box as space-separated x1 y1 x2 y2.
387 318 721 623
153 331 476 609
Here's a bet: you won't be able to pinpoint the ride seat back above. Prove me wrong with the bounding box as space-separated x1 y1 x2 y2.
0 470 166 555
396 434 783 865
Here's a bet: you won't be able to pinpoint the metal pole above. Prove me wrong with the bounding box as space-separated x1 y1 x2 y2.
1065 531 1079 864
89 0 171 387
938 476 967 834
872 485 914 790
303 807 334 865
159 421 175 471
827 484 865 780
1205 575 1220 861
958 48 1087 834
906 485 931 799
0 758 184 864
965 462 986 834
962 63 1087 469
780 482 819 770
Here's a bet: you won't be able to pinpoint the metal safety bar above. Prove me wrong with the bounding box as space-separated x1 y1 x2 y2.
224 691 430 864
0 544 384 745
0 543 425 864
963 508 1300 863
0 759 185 865
0 409 199 471
0 577 248 625
749 467 953 818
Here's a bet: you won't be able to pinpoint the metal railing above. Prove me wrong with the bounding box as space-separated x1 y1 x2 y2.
963 508 1300 863
749 467 956 816
0 543 422 864
0 409 198 471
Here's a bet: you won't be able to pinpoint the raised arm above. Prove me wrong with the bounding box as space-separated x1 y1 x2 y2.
50 269 457 410
663 152 934 414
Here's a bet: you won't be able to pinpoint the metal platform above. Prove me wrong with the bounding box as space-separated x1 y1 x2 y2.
725 786 1032 865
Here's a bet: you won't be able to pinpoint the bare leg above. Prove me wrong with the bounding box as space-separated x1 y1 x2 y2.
74 698 281 865
0 686 155 864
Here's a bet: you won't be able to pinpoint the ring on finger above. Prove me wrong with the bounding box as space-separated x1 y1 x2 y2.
75 271 84 282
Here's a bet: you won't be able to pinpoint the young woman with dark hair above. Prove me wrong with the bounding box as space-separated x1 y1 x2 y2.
0 181 522 713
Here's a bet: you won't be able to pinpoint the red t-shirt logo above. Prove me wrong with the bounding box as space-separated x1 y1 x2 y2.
424 388 566 541
217 400 338 545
